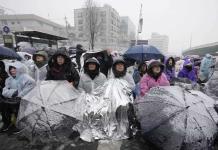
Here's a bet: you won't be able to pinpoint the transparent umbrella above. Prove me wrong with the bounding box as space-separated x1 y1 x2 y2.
135 86 217 150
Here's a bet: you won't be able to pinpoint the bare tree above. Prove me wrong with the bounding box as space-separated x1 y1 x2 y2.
84 0 101 50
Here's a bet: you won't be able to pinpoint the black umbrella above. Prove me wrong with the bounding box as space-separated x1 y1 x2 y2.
0 46 22 60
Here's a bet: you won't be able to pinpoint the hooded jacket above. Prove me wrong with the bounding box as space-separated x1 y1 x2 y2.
79 58 107 93
199 54 214 81
178 59 197 82
31 50 48 81
164 57 176 82
112 58 135 90
46 50 80 88
2 62 36 98
140 60 170 96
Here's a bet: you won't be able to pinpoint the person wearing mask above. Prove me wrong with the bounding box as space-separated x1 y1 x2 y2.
46 50 80 88
164 57 176 85
76 44 86 71
2 62 36 131
199 54 215 82
178 59 197 83
112 58 135 90
140 60 170 96
79 57 106 93
31 50 48 81
0 61 9 132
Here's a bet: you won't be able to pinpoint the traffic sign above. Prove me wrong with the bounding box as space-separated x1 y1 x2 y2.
3 26 10 34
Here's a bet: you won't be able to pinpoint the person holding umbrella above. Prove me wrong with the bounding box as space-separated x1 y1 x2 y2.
140 60 170 96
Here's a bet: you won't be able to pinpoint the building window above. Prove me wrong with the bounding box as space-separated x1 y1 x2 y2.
2 20 8 25
78 33 83 38
78 19 83 25
78 12 83 17
17 21 20 24
78 26 83 31
100 11 106 17
11 21 15 25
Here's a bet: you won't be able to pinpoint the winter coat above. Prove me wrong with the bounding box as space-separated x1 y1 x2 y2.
164 57 176 83
199 54 214 81
79 57 107 93
0 61 8 96
2 62 36 98
111 58 135 90
46 50 80 88
178 59 197 82
31 51 48 81
97 50 113 77
140 60 170 96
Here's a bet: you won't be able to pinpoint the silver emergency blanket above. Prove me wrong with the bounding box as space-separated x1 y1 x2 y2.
73 78 133 142
206 70 218 101
135 86 218 150
17 79 133 141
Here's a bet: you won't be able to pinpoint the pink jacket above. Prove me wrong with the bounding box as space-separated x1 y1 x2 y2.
140 73 170 96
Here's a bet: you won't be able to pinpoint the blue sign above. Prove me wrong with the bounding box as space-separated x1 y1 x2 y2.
3 26 10 34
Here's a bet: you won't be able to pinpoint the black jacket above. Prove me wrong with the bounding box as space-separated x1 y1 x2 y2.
46 50 80 88
97 50 113 77
0 61 8 96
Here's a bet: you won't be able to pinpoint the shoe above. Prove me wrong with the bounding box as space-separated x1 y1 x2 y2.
0 124 10 132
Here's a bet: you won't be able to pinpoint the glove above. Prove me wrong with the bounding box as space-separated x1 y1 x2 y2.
12 90 18 98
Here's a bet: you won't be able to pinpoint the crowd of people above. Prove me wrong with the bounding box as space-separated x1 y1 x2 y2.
0 44 216 136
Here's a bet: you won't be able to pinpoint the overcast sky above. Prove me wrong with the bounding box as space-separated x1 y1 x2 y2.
1 0 218 53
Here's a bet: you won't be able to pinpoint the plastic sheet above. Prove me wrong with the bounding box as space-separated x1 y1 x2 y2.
17 79 133 141
135 86 217 150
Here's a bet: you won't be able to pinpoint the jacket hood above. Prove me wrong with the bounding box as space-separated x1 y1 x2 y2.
183 59 193 67
8 61 27 77
147 60 164 79
33 50 48 62
48 50 71 68
205 53 212 58
112 58 127 78
84 57 100 75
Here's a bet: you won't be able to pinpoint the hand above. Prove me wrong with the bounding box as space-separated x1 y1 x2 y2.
12 90 18 98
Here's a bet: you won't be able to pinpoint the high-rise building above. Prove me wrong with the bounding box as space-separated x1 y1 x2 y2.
148 32 169 52
74 4 126 50
120 16 136 41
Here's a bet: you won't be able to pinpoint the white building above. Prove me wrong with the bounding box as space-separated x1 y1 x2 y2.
74 4 122 50
120 16 135 41
148 32 169 52
0 14 66 38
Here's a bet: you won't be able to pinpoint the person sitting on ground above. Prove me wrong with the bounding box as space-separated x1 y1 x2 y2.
164 57 176 85
0 61 9 132
140 60 170 96
31 50 48 81
2 62 36 132
46 50 80 88
177 59 197 83
112 58 135 90
79 57 107 93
